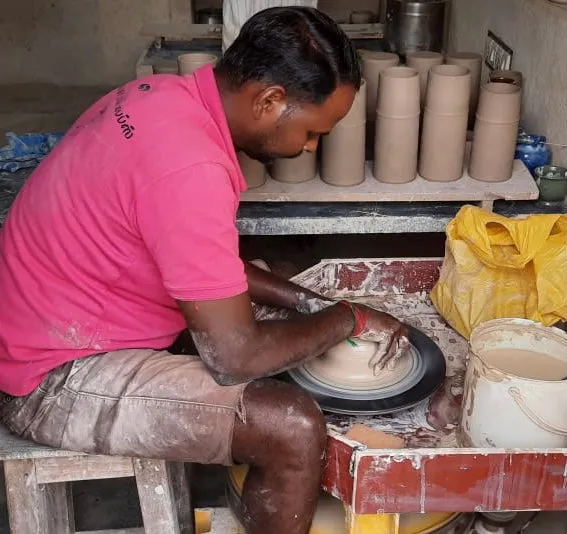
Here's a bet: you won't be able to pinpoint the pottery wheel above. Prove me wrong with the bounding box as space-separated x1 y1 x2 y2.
284 326 446 415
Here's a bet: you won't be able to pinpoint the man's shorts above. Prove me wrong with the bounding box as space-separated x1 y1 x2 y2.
0 349 248 465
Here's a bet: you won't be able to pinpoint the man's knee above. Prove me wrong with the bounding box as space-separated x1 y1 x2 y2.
234 379 327 464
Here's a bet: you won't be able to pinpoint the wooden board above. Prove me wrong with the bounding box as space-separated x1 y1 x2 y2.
241 160 539 203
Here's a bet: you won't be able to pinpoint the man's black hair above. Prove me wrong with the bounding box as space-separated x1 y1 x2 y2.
215 6 362 104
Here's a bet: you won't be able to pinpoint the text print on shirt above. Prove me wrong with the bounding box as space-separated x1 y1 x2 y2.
114 86 136 140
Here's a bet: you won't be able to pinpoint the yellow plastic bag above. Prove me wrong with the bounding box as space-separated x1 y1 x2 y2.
430 205 567 339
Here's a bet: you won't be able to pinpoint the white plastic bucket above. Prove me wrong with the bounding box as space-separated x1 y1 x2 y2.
459 319 567 448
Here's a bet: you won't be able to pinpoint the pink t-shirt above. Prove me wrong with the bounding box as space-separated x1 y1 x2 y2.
0 66 248 396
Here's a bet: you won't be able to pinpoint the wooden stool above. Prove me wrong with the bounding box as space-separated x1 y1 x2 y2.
0 424 195 534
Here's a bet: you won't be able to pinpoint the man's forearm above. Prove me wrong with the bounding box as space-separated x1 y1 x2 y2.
244 261 327 310
191 302 355 385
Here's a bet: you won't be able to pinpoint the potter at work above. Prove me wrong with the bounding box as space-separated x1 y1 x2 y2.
0 8 411 534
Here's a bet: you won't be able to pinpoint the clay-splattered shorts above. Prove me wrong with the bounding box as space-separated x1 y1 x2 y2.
0 350 248 465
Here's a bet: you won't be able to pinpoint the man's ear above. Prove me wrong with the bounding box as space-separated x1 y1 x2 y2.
252 85 287 121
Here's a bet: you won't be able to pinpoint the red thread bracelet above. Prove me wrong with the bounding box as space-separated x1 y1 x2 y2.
338 301 367 337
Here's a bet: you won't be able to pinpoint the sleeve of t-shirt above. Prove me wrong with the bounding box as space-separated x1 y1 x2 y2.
135 162 248 301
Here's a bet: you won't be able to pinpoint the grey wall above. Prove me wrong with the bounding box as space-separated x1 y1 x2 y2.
449 0 567 166
0 0 187 86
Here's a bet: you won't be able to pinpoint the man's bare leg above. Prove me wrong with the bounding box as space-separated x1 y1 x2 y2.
231 379 327 534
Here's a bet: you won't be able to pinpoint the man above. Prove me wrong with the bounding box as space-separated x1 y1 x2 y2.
0 7 408 534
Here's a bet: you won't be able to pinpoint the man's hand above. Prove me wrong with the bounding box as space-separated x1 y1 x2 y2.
341 302 410 373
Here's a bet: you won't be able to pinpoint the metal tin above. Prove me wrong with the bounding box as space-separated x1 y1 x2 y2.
386 0 448 57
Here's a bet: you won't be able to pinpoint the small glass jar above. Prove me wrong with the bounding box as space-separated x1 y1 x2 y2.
515 134 552 175
534 165 567 203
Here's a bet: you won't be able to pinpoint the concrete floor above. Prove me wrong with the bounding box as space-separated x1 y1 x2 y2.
0 84 566 533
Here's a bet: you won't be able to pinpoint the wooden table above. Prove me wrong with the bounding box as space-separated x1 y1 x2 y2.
276 259 567 534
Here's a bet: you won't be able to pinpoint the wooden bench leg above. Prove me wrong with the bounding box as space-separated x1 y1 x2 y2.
4 459 74 534
134 458 181 534
169 462 195 534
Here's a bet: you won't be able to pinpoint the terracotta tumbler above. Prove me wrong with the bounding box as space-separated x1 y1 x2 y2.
271 151 317 184
321 80 367 186
489 70 523 87
419 65 471 182
406 51 444 106
361 52 400 121
446 52 482 125
361 51 399 159
374 67 420 184
237 152 266 189
469 83 522 182
177 53 217 75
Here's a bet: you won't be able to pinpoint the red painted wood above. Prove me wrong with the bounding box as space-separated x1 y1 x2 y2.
350 452 567 514
334 260 441 294
322 436 354 504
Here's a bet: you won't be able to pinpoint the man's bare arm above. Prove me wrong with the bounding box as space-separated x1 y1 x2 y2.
179 292 408 385
244 261 328 312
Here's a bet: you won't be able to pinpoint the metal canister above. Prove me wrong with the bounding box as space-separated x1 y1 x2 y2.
386 0 448 57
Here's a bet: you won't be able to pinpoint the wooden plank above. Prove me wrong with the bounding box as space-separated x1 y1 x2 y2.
168 462 195 534
134 458 180 534
45 482 75 534
0 424 82 460
241 160 539 203
4 459 74 534
351 450 567 514
139 22 383 40
35 455 134 484
321 432 355 504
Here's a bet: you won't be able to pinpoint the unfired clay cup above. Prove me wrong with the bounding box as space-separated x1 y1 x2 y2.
361 52 400 120
425 65 471 113
321 80 366 186
377 67 421 118
339 79 367 127
271 151 317 184
446 52 482 120
469 119 519 182
420 113 468 182
489 70 523 87
237 152 266 189
177 53 217 75
476 83 522 123
374 114 419 184
406 51 444 105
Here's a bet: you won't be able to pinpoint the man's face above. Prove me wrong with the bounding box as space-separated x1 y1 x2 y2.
241 84 356 165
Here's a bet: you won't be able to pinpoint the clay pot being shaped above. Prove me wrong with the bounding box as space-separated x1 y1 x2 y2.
237 152 266 189
469 83 522 182
419 65 471 182
304 338 414 391
406 51 444 106
445 52 482 126
177 53 218 75
321 80 367 186
271 151 317 184
374 67 420 184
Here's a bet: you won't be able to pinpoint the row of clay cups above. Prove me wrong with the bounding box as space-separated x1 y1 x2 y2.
362 50 483 123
